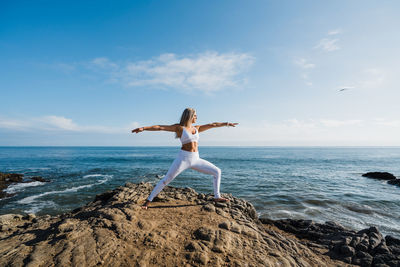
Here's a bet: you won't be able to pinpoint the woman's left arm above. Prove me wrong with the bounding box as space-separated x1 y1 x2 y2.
198 122 238 133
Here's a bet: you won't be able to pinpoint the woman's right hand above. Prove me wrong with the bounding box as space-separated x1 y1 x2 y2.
131 127 144 134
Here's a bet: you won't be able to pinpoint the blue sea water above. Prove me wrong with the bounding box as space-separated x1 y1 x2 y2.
1 146 399 238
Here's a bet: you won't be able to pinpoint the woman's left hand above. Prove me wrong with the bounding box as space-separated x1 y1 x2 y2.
131 127 144 133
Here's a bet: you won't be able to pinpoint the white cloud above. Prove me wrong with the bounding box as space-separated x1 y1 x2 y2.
203 118 400 146
89 51 254 94
314 29 342 51
0 118 27 130
2 116 400 145
294 59 315 86
336 68 387 91
328 29 342 35
359 68 385 89
320 119 363 127
294 58 315 69
0 115 139 134
91 57 119 69
41 116 80 131
294 28 342 86
373 118 400 127
314 38 340 52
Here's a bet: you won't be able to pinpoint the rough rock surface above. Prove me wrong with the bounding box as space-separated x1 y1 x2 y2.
0 172 50 199
260 218 400 267
0 172 24 199
0 182 351 267
387 179 400 186
362 172 397 180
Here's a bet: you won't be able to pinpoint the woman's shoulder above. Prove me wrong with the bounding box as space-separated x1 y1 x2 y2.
175 124 184 130
175 125 184 136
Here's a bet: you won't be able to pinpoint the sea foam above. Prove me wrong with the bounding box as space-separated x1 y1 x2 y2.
5 181 45 194
18 174 111 204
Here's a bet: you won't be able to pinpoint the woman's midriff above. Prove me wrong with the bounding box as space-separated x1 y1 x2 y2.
181 142 198 152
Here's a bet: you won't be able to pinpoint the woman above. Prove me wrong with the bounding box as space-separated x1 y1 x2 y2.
131 108 238 210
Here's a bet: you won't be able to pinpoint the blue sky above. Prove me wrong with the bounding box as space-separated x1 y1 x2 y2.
1 0 399 146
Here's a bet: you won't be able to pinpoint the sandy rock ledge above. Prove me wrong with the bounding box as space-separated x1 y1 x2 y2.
0 182 367 266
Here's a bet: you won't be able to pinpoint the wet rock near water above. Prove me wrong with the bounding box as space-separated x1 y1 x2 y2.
0 182 349 267
388 179 400 186
362 171 400 188
30 176 51 183
260 218 400 267
0 171 50 199
362 172 397 180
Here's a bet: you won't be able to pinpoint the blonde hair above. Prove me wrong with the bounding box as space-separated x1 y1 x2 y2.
176 108 196 138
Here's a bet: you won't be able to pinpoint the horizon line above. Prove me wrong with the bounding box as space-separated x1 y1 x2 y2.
1 145 400 148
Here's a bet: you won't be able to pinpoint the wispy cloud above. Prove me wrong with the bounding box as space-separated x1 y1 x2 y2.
91 57 119 69
328 29 342 35
314 29 342 52
294 58 315 86
294 28 343 86
213 118 400 145
314 38 340 52
320 119 363 127
335 68 386 91
359 68 385 89
0 115 139 134
87 51 254 94
0 118 26 130
373 118 400 127
294 58 315 69
40 116 80 131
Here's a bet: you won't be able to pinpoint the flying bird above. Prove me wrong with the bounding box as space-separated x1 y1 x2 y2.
338 86 355 92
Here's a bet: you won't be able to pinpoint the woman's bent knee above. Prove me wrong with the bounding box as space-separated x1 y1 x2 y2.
215 167 221 177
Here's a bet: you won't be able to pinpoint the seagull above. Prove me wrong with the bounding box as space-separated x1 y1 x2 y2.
338 86 355 92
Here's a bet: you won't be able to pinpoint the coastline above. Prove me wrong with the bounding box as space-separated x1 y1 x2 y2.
1 182 398 266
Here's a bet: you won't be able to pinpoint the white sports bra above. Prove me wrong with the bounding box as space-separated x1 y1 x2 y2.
180 127 199 145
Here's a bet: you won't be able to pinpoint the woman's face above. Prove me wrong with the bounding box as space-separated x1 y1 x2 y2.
192 112 197 123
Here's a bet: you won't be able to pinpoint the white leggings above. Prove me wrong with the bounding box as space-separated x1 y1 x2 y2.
147 150 221 201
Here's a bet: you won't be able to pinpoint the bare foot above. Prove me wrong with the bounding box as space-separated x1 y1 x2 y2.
213 197 230 203
141 200 150 210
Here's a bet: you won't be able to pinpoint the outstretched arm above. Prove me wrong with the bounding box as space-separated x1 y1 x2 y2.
198 122 238 133
131 124 179 134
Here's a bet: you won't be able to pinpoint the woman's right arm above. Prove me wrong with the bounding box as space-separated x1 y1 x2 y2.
131 124 179 134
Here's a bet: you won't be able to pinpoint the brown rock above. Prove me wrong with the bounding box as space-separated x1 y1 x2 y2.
194 227 215 241
201 203 215 212
30 176 50 182
0 182 360 267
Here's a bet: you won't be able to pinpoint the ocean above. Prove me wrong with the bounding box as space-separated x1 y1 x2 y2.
1 146 399 238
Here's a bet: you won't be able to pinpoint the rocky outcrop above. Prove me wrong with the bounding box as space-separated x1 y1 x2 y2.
0 172 24 198
362 172 400 188
0 172 50 199
260 218 400 267
362 172 397 180
0 182 350 267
